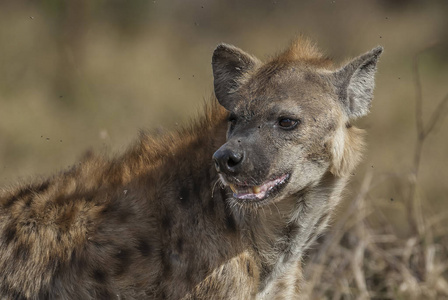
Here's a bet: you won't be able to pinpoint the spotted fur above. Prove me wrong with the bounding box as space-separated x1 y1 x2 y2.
0 38 382 299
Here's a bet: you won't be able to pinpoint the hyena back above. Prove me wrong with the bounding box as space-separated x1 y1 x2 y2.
0 38 382 299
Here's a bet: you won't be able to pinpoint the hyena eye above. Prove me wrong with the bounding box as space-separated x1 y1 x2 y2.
278 118 300 129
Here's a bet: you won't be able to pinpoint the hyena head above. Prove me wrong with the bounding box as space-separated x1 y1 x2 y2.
212 39 382 209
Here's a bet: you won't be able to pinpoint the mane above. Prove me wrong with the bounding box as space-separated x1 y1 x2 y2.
101 98 228 185
273 36 333 68
135 97 227 161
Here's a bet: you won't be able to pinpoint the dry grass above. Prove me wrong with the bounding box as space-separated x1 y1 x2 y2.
303 171 448 299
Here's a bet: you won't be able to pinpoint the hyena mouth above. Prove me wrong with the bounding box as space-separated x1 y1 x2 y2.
226 173 290 201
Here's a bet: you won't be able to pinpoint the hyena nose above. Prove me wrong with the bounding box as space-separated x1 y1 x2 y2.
212 147 244 173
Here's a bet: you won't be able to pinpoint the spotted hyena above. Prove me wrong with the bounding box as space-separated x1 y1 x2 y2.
0 38 382 299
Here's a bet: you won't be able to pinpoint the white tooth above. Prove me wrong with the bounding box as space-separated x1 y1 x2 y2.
229 184 237 193
253 186 261 194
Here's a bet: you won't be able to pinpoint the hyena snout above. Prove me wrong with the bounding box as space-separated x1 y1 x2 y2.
213 144 245 174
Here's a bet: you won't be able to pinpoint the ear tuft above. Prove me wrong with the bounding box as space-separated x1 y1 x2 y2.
333 46 383 119
212 44 260 111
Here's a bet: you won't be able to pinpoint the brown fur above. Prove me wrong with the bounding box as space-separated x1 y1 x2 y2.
274 37 333 68
0 39 381 299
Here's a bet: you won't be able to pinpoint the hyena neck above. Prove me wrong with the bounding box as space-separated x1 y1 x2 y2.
239 172 348 294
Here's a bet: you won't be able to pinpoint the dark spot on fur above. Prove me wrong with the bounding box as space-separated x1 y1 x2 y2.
345 122 352 128
25 197 34 207
304 71 318 82
24 220 36 233
54 195 66 205
84 194 94 202
14 243 31 261
284 223 300 244
100 202 118 215
276 280 287 291
35 181 50 193
114 248 131 276
162 215 171 231
44 254 59 274
92 269 108 284
259 262 270 280
176 238 184 253
118 208 132 223
71 248 87 273
101 201 132 223
208 197 215 214
218 188 237 231
161 250 172 276
226 214 237 232
246 261 254 277
70 249 77 262
314 212 328 228
3 224 17 245
179 185 190 206
224 204 237 232
137 238 151 257
15 187 32 199
3 187 32 208
57 209 76 232
90 240 103 249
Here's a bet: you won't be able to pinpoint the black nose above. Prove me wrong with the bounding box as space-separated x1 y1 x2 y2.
213 146 244 173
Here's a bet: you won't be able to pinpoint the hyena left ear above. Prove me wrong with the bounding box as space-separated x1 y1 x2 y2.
332 46 383 119
212 44 260 111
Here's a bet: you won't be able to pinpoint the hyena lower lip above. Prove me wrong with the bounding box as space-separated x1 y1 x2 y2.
228 174 290 201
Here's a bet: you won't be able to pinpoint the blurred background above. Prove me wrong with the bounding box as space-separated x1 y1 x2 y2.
0 0 447 297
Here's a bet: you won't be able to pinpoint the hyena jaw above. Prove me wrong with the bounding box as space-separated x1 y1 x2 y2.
0 38 381 299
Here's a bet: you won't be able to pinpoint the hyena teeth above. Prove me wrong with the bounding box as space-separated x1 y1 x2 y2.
229 184 237 193
253 186 261 194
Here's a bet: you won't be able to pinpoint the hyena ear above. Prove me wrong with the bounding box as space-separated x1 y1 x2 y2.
212 44 260 110
333 46 383 119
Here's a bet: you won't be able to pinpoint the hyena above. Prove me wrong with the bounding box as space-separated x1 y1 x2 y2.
0 38 382 299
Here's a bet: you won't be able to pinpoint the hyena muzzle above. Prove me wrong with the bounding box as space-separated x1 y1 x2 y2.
0 38 382 299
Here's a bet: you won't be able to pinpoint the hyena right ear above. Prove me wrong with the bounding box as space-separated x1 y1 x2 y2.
212 44 260 111
332 46 383 120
